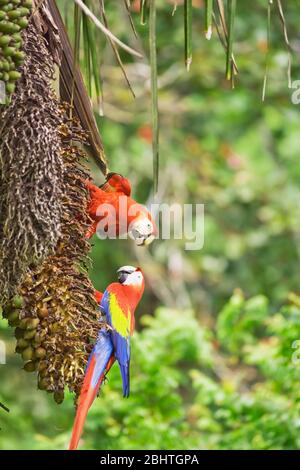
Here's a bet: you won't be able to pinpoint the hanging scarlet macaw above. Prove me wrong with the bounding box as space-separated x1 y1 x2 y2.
86 173 157 245
69 266 145 450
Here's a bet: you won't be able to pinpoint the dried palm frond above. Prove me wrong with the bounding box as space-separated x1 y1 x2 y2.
6 108 102 402
43 0 107 175
1 8 104 401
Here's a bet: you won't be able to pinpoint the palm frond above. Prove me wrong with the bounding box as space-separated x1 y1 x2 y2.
123 0 138 38
276 0 292 88
140 0 149 26
184 0 193 71
99 0 135 98
51 0 294 193
149 0 159 192
46 0 107 174
205 0 213 40
262 0 272 101
74 0 142 58
226 0 236 85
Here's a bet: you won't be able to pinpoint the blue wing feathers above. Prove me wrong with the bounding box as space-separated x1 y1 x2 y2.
88 329 114 389
100 288 131 396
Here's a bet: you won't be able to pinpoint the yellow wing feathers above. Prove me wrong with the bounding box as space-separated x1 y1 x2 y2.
109 293 131 337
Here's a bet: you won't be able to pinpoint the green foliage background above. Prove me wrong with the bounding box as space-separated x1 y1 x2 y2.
1 0 300 450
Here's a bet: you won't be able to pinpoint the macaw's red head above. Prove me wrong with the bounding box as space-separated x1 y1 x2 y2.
101 172 132 197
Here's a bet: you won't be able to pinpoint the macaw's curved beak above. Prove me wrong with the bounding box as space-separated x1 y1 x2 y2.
129 219 156 246
117 265 136 284
135 234 156 246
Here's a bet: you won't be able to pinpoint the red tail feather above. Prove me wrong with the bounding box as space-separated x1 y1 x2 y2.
69 355 115 450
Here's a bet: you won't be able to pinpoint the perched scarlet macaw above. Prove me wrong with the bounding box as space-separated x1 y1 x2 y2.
69 266 145 450
86 173 157 245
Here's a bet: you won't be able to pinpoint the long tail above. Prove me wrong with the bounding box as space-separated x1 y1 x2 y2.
69 330 115 450
119 363 130 398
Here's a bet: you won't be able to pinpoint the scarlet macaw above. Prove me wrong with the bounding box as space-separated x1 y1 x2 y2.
86 173 157 245
69 265 145 450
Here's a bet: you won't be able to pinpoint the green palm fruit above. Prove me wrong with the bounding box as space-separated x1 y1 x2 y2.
54 391 64 405
19 317 39 330
7 9 22 20
12 40 21 49
14 327 24 339
23 329 36 340
19 318 28 329
0 1 31 100
12 294 23 308
0 21 20 34
16 6 30 17
35 331 47 343
38 367 47 378
5 82 15 94
16 338 29 349
34 347 46 359
2 302 14 314
7 309 20 323
24 361 36 372
0 35 11 46
2 46 15 57
2 3 14 11
16 17 28 29
38 378 49 391
27 318 40 329
21 346 34 361
0 60 10 71
11 32 21 41
38 361 47 372
38 305 48 319
11 50 24 61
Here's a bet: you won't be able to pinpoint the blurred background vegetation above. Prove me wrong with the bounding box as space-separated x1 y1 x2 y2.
1 0 300 450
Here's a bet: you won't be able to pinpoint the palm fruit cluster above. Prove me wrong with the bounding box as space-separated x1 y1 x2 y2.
0 0 32 101
0 19 64 305
0 9 103 405
2 294 24 327
9 107 102 404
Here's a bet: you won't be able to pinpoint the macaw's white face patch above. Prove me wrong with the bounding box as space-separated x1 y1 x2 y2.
129 218 155 246
123 270 144 287
117 266 144 286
